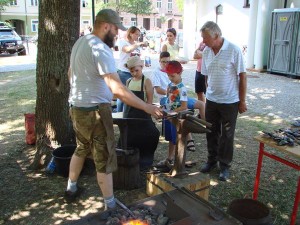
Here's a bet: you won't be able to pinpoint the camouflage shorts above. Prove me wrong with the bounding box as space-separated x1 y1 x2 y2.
70 103 117 173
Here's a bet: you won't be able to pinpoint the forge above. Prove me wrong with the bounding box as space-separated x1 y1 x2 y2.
65 188 241 225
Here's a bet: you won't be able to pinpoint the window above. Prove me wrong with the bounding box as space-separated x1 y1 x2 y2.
178 20 183 29
244 0 250 8
131 18 136 26
10 0 18 6
82 0 88 7
156 18 161 28
31 0 38 6
31 19 39 32
167 0 172 13
104 0 109 3
156 0 161 9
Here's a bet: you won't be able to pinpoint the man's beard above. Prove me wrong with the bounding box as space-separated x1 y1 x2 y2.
103 30 115 48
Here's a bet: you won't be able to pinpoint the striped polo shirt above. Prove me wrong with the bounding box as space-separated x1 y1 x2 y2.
201 38 246 104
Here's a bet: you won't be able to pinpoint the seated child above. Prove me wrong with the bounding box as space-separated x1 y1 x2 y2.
157 60 189 167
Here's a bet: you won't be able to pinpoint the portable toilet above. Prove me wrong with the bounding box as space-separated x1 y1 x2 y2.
268 8 300 77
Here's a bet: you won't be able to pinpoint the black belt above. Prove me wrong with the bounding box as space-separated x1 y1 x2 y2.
71 105 99 111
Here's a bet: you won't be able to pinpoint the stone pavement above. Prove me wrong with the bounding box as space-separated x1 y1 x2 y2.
0 47 299 121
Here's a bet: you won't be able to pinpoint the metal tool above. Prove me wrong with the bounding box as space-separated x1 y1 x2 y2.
115 198 136 218
116 148 135 155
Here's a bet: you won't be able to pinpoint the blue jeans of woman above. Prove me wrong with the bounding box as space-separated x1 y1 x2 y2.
116 70 132 112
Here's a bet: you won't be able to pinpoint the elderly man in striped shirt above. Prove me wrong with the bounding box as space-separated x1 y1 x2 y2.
200 21 247 181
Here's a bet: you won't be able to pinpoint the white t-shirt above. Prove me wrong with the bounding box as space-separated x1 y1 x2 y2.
117 39 142 72
201 38 246 104
68 34 116 107
151 67 170 100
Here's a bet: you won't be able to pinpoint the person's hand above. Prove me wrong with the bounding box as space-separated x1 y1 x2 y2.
238 101 247 114
145 104 163 119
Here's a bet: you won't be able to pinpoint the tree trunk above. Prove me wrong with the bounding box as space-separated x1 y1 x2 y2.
30 0 80 170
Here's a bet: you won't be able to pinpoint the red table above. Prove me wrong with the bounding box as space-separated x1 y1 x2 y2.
253 136 300 225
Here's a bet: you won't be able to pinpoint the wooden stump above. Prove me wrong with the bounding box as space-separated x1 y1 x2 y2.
146 172 210 200
113 148 141 190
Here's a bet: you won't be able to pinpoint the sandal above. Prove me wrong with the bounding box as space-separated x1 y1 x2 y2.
186 140 196 152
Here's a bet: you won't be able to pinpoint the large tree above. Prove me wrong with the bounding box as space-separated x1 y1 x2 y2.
0 0 11 12
31 0 80 169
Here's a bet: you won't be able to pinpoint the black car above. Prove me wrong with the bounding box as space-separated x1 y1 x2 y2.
0 26 26 56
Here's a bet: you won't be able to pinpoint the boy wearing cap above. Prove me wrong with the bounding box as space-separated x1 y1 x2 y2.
122 56 160 169
158 61 188 167
66 9 162 212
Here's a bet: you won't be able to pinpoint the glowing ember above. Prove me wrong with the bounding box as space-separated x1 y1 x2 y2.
122 219 148 225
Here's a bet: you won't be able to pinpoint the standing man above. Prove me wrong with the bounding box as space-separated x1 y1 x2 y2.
200 21 247 181
66 8 162 213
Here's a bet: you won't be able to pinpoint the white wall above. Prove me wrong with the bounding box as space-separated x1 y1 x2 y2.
183 0 250 59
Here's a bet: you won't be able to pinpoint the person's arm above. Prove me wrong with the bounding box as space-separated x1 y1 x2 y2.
173 101 187 112
193 49 202 60
161 44 167 52
144 78 154 104
103 73 162 118
154 86 167 95
122 42 147 53
238 72 247 114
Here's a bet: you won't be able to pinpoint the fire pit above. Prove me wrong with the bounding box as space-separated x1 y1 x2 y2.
65 189 241 225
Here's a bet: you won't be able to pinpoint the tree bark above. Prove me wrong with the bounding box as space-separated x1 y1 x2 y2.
31 0 80 170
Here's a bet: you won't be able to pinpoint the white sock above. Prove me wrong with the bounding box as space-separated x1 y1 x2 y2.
104 195 116 209
67 178 77 192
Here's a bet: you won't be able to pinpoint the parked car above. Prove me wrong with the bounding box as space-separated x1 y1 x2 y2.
0 26 26 55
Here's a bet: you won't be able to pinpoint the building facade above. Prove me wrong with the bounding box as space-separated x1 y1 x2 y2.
182 0 300 70
0 0 183 38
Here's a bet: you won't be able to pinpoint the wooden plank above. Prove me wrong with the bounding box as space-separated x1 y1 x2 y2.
146 172 210 200
254 135 300 159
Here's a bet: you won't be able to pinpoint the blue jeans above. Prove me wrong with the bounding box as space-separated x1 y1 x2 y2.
116 70 132 112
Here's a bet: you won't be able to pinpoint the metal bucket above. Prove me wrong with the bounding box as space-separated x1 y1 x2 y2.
227 199 273 225
52 145 76 177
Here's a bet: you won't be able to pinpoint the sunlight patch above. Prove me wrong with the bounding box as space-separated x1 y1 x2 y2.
10 210 30 220
0 118 24 134
210 180 219 186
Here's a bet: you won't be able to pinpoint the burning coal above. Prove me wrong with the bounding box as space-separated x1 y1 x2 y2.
105 205 171 225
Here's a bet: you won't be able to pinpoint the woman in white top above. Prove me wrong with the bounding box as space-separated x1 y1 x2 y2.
116 26 148 112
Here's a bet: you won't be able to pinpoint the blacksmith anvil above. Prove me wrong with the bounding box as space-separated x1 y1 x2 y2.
164 110 212 177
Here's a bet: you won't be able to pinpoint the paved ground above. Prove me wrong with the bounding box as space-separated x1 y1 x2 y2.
1 46 299 121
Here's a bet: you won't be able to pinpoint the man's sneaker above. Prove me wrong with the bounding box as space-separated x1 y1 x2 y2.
200 162 217 173
219 168 229 181
64 186 84 203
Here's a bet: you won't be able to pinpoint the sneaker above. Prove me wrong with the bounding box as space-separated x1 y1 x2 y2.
219 168 229 181
200 162 217 173
64 186 84 203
